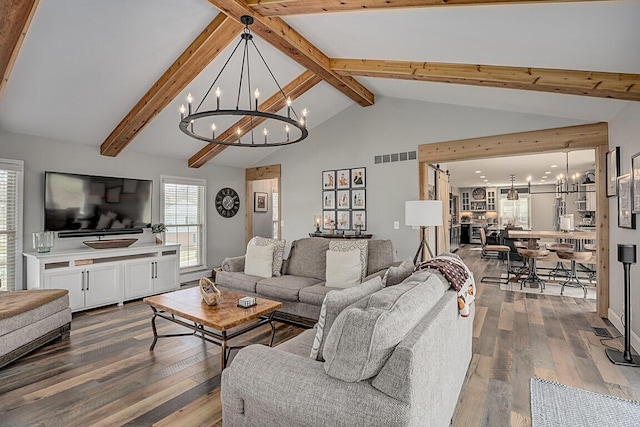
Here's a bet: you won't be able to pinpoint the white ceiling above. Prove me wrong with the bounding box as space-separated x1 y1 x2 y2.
446 149 596 189
1 0 639 168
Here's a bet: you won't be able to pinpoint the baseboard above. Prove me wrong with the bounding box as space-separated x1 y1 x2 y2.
607 307 640 354
180 269 211 283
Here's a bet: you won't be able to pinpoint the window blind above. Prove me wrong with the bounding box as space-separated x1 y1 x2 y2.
0 159 23 292
161 176 206 271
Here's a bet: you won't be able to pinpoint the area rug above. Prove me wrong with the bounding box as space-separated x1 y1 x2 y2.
530 377 640 427
498 275 597 300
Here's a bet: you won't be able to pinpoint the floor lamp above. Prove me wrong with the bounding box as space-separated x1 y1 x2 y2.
405 200 443 265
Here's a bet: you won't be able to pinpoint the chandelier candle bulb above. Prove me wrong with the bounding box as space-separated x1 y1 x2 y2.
215 87 221 110
254 89 259 110
187 93 193 115
285 124 290 141
211 123 216 139
286 97 291 118
263 128 267 143
179 104 186 120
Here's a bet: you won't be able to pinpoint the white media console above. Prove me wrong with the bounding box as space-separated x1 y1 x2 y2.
24 243 181 312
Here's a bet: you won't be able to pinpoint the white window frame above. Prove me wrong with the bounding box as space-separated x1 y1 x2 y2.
498 192 532 229
160 176 207 273
0 159 24 291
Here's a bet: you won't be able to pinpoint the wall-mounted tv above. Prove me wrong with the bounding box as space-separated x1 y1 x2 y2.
44 171 152 237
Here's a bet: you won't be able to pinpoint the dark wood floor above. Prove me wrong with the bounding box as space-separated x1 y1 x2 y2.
1 245 639 426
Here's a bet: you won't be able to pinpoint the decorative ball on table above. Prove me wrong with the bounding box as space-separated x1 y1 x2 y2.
200 277 221 306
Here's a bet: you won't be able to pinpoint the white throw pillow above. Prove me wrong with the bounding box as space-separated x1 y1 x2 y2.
249 236 286 277
329 240 368 282
325 249 361 289
244 244 274 278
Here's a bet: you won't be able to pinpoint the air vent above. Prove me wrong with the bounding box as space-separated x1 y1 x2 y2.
374 151 417 164
592 327 612 338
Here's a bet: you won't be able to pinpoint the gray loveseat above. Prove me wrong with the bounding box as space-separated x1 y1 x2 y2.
221 267 474 426
216 237 396 321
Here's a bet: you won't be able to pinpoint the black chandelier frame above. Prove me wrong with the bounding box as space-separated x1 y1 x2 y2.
179 15 307 147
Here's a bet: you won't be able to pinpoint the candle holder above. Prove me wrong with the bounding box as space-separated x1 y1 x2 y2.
314 215 321 233
33 231 55 253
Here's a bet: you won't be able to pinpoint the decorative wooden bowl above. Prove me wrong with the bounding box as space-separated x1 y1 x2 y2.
546 243 574 252
199 277 221 306
83 238 138 249
557 251 592 262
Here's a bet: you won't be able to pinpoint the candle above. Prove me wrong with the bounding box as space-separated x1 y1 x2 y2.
215 87 221 110
263 128 267 144
187 93 193 115
254 88 260 110
179 104 186 119
211 123 216 139
285 124 289 141
286 97 291 118
237 127 241 143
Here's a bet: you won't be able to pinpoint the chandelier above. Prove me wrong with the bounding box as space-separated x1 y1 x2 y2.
178 15 308 147
526 152 595 196
507 174 519 200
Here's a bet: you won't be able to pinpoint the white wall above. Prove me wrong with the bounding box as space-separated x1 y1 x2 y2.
529 184 559 231
251 178 277 238
256 96 586 260
607 103 640 352
0 130 246 284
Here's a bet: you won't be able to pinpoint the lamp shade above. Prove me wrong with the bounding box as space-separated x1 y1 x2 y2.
405 200 443 227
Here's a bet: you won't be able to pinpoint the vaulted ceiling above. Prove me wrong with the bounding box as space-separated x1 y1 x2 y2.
1 0 639 169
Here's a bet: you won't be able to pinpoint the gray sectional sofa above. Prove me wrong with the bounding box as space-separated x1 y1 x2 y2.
216 237 397 321
221 267 474 426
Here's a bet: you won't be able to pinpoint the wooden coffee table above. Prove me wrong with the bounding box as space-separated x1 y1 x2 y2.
143 287 283 369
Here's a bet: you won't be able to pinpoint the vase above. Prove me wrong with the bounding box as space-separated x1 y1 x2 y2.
155 232 165 244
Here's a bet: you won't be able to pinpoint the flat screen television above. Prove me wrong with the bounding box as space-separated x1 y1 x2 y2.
44 171 152 237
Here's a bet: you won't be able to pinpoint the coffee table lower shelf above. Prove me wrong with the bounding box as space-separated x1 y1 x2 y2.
148 307 278 369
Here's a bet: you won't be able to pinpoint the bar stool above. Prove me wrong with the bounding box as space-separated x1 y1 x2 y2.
546 242 574 280
557 251 592 298
584 243 597 282
517 248 550 292
480 228 512 285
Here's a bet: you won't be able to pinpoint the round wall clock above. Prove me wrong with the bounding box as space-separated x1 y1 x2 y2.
472 187 486 200
215 187 240 218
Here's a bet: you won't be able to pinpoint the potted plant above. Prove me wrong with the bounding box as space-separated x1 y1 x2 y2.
151 223 167 244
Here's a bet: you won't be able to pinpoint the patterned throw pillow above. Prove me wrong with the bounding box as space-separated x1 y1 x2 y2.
382 258 415 287
328 240 368 283
249 236 286 277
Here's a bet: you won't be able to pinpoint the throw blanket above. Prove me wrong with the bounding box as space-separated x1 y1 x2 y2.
416 256 475 317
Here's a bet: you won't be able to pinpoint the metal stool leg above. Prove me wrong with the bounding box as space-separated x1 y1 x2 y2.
560 260 588 298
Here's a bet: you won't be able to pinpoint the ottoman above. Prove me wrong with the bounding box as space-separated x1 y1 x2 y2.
0 289 72 369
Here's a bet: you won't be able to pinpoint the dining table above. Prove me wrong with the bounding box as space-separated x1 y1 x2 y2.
506 230 597 250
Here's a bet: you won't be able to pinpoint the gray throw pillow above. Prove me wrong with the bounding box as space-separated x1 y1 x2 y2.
323 274 448 382
309 276 383 361
382 258 415 287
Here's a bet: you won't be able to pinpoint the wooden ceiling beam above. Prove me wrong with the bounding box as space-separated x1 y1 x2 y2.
0 0 40 99
188 70 321 168
246 0 610 16
207 0 374 107
100 14 242 157
331 59 640 102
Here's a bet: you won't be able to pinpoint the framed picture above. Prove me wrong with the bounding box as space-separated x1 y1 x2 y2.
336 211 350 230
352 189 366 209
322 170 336 190
337 190 350 209
254 192 268 212
632 152 640 214
352 211 366 231
618 173 635 229
607 147 620 197
323 191 335 209
322 210 335 230
336 169 350 189
351 167 366 188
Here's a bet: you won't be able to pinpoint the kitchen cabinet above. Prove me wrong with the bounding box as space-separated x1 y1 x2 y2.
44 264 119 311
461 190 470 211
486 188 497 211
461 224 470 244
449 225 461 252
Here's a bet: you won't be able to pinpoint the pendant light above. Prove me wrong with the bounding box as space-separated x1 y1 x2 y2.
507 174 519 200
